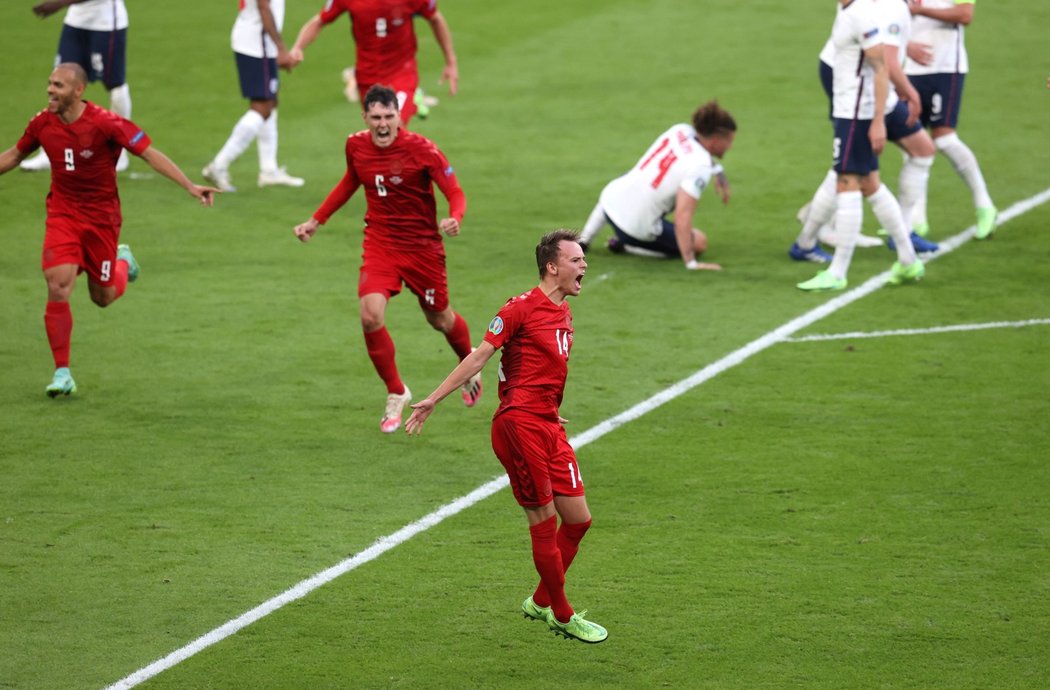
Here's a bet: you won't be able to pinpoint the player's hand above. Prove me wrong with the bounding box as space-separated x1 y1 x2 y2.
405 399 436 435
191 185 221 207
686 260 723 271
440 64 459 96
558 416 569 426
906 41 933 65
289 47 305 64
869 119 887 155
277 49 296 72
439 217 460 237
714 171 731 205
32 2 65 18
294 219 319 242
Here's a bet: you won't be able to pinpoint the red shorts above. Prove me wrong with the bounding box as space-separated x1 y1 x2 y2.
42 212 121 286
358 69 420 125
491 411 585 508
359 243 449 312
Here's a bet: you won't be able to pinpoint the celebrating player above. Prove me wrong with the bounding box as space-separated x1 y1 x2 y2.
289 0 458 125
0 64 219 397
405 230 607 644
792 0 925 291
905 0 997 238
21 0 134 173
577 101 736 271
202 0 304 193
293 85 480 433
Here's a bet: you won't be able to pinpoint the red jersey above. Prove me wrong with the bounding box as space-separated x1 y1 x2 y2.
484 287 574 422
318 0 438 85
16 102 151 224
313 128 465 252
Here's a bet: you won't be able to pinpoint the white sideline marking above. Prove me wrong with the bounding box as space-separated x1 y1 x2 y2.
784 318 1050 343
106 188 1050 689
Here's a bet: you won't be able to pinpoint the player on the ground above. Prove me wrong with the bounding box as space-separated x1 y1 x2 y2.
792 0 926 291
21 0 135 173
793 0 940 258
293 85 480 433
202 0 303 193
905 0 996 239
289 0 458 125
577 101 736 271
0 64 219 396
405 230 607 644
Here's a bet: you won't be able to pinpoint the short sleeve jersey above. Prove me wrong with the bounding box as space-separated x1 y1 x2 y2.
318 0 438 85
830 0 885 120
341 129 459 252
905 0 974 76
17 102 151 221
821 0 911 111
64 0 128 31
599 124 718 241
484 287 574 422
232 0 286 58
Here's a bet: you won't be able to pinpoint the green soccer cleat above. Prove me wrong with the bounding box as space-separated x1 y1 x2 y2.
45 367 77 398
796 270 847 292
912 221 931 237
414 87 431 119
522 596 551 623
887 258 925 285
548 611 608 644
975 205 998 240
117 244 139 282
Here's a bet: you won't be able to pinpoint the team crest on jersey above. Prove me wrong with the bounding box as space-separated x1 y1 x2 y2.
81 149 94 159
888 23 900 35
444 166 454 177
488 316 504 335
390 175 403 185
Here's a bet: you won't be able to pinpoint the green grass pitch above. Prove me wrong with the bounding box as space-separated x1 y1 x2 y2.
1 1 1049 688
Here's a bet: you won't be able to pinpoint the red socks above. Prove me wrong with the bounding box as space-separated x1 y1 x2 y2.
532 519 591 610
529 515 574 623
363 326 405 394
44 301 73 368
445 312 473 360
112 258 129 298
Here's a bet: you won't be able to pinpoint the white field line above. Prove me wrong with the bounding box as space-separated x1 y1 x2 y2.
784 318 1050 343
105 188 1050 689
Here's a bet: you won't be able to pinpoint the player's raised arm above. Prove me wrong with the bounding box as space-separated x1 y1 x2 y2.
138 147 220 206
0 145 29 174
405 343 496 435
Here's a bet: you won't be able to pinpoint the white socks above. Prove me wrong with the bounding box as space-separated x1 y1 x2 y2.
257 109 279 174
828 190 862 280
867 184 916 265
579 202 608 246
214 109 266 169
897 153 933 229
108 84 132 118
797 169 838 249
935 132 993 209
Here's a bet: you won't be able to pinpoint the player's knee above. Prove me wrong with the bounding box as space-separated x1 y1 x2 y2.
425 309 454 333
692 230 708 256
360 312 384 332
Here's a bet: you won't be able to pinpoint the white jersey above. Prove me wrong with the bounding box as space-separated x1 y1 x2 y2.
231 0 286 58
64 0 128 31
905 0 972 75
830 0 885 120
599 124 721 241
820 0 910 110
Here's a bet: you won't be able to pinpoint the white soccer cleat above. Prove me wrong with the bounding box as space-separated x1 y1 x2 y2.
380 386 412 434
461 372 482 407
202 162 236 192
258 167 304 188
20 151 51 172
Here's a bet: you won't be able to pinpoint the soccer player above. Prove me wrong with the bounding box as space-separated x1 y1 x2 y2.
905 0 997 239
293 85 480 433
0 64 219 396
289 0 458 125
792 0 926 291
202 0 303 193
577 101 736 271
792 0 940 259
405 230 607 644
21 0 134 173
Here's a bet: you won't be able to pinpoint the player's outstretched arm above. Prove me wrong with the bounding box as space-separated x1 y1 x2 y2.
426 11 459 95
32 1 79 19
138 146 220 206
405 342 495 435
290 14 323 63
0 146 28 175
